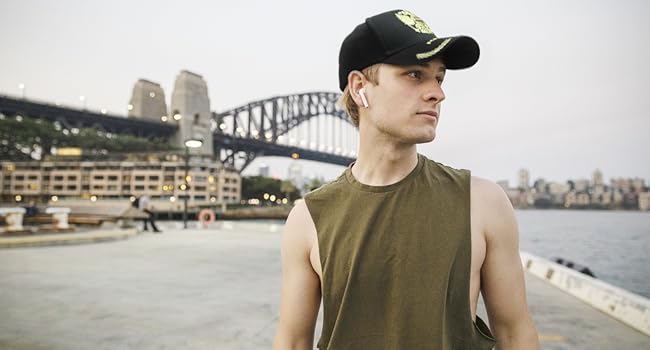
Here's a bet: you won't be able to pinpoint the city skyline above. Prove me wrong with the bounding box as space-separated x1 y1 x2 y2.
1 0 648 185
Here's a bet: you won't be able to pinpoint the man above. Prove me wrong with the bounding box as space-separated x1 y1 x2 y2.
273 9 539 349
137 194 161 233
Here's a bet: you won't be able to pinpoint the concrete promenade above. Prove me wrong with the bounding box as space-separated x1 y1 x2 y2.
0 222 648 349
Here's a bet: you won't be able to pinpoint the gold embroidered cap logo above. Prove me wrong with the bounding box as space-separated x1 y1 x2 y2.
395 10 433 34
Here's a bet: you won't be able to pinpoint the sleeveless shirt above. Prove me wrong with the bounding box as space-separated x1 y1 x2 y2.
303 153 496 349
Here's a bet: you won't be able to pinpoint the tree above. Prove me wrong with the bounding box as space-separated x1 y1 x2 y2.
241 176 283 200
281 180 300 201
0 116 175 161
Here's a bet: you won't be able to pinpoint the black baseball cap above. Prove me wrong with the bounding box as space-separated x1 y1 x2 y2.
339 9 480 91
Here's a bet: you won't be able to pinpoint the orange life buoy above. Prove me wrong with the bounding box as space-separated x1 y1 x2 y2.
198 208 216 228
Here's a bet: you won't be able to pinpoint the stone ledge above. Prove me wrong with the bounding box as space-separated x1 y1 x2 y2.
0 228 138 248
521 251 650 336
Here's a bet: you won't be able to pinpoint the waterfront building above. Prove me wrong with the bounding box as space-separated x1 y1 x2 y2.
548 182 570 195
518 169 530 190
632 178 646 191
574 179 589 192
533 178 547 194
612 189 624 206
0 155 241 211
639 192 650 211
611 178 632 193
592 168 604 186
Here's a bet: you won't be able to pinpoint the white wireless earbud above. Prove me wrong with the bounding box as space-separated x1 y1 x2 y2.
358 88 369 108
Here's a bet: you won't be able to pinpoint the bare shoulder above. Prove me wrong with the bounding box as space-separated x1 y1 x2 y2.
470 176 517 241
282 199 318 254
471 176 508 203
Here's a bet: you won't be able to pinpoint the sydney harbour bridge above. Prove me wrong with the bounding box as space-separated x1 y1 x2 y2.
0 89 358 173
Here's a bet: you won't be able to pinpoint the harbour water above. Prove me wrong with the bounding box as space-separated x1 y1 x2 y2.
516 209 650 298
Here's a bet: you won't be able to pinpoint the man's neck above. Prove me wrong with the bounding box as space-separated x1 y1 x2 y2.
351 138 419 187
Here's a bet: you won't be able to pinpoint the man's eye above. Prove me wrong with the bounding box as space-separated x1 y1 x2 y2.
407 71 423 79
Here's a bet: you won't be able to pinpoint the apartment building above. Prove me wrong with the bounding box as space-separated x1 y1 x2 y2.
0 157 240 210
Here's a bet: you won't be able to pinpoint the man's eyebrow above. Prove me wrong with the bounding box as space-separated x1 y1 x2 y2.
414 62 447 71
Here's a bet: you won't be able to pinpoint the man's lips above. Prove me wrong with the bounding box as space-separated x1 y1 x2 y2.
417 111 438 121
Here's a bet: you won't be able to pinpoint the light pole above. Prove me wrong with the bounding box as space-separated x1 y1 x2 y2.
18 83 25 99
183 138 203 229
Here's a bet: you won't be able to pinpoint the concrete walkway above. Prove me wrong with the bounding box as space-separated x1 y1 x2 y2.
0 223 648 349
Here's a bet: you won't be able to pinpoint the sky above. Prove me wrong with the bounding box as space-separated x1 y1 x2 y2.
1 0 649 186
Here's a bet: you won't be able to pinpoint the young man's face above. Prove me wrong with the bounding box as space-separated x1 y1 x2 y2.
362 58 446 144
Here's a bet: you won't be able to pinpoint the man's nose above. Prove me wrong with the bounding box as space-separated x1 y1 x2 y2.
423 82 445 104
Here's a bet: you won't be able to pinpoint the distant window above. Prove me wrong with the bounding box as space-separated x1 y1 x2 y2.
135 176 145 181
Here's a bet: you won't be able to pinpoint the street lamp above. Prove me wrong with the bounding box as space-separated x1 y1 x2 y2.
183 138 203 228
18 83 25 99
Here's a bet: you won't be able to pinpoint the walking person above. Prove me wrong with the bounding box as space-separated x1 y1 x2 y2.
137 194 161 233
273 9 539 349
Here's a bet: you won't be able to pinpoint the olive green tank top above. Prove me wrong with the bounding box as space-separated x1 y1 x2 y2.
303 153 496 349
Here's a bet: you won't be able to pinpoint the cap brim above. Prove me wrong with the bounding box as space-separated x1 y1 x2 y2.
382 35 479 70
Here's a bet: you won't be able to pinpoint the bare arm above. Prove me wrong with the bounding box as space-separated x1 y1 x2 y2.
475 177 540 349
272 200 321 350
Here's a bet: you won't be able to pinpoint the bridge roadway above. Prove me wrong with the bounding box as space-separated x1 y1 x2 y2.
0 222 648 349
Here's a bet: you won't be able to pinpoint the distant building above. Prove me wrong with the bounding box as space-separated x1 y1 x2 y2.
612 189 624 206
258 164 270 177
288 162 304 190
574 179 589 192
632 178 646 192
496 180 509 192
548 182 570 195
533 178 546 194
592 169 604 186
548 182 570 206
0 156 241 210
518 169 530 190
639 192 650 211
611 178 632 193
576 192 590 206
564 191 576 208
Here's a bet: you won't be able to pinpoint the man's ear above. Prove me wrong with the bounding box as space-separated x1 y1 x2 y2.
347 70 367 108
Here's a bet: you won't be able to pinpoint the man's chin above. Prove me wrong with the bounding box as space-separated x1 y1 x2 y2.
414 131 437 144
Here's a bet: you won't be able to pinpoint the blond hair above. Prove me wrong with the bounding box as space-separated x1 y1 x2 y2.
339 64 380 128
